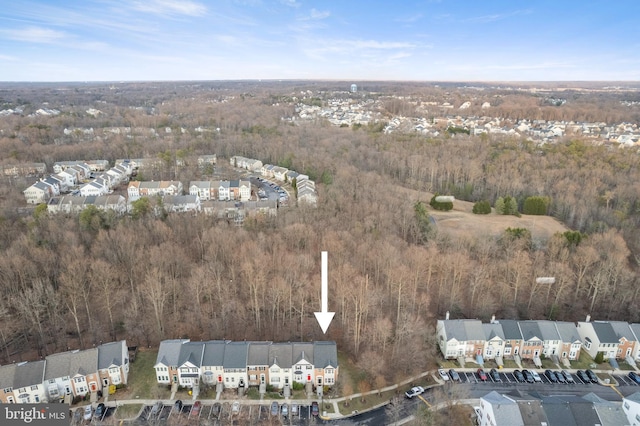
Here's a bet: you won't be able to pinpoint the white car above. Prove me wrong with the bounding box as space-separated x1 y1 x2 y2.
83 405 93 421
404 386 425 399
530 370 542 382
438 368 450 381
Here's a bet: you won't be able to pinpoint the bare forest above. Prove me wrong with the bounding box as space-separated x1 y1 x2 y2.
1 81 640 383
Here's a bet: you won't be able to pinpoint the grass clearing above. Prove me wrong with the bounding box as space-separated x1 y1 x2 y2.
336 389 397 416
116 349 171 400
570 352 597 370
114 403 143 419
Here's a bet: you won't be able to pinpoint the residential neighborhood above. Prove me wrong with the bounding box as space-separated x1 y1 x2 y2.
0 340 129 404
437 314 640 368
17 153 318 219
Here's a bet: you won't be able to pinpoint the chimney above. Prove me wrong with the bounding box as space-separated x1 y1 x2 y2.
586 314 591 323
445 311 450 320
491 314 496 323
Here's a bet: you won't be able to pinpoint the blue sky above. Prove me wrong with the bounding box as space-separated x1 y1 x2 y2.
0 0 638 82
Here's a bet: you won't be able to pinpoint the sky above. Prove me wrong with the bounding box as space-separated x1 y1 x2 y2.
0 0 639 82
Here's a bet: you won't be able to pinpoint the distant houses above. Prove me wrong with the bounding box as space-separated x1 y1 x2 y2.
438 314 640 366
0 340 129 404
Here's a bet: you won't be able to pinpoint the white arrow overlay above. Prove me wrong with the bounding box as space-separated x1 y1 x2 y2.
314 251 335 334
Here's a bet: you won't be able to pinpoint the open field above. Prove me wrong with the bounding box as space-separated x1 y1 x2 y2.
429 199 568 243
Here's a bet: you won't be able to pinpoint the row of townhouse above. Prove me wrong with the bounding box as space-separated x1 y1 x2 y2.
154 340 338 391
230 155 262 172
438 315 640 365
0 341 128 404
2 162 46 177
47 195 128 215
23 160 133 204
229 155 318 206
46 194 278 218
437 315 583 363
127 180 183 201
478 390 632 426
189 180 251 202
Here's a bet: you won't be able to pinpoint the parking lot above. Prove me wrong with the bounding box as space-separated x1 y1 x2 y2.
138 401 318 425
453 369 601 385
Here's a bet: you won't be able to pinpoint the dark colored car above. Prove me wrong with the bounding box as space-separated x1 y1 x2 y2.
545 370 558 383
174 400 183 412
629 372 640 384
311 401 319 416
513 370 525 383
94 403 106 420
522 369 534 383
555 370 566 383
576 370 590 383
477 369 488 381
585 369 599 384
448 369 461 381
489 368 502 382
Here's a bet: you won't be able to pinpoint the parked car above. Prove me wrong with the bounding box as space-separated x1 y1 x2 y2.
477 368 488 381
561 370 575 383
530 370 542 382
438 369 450 381
94 403 106 420
405 386 425 399
629 372 640 384
489 368 501 382
585 369 599 383
191 401 201 417
522 369 534 383
83 405 93 421
513 370 525 383
448 369 461 381
174 400 183 412
311 401 319 416
545 370 558 383
556 370 566 383
291 403 299 415
270 401 279 416
281 404 289 417
232 401 240 414
150 401 162 417
576 370 590 383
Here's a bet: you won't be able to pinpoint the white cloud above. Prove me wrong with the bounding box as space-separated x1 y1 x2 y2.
280 0 300 8
310 9 330 20
130 0 207 17
462 9 532 24
4 26 67 44
395 13 423 23
0 54 18 61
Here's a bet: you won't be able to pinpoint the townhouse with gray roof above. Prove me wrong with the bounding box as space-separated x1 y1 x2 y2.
436 317 485 360
155 340 338 391
97 340 129 389
12 360 46 404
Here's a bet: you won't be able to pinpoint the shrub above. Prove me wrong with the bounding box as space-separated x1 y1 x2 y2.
595 352 605 364
430 194 453 211
292 382 305 391
523 196 550 215
495 196 519 215
472 200 492 214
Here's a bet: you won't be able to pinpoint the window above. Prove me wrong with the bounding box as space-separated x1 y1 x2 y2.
250 375 257 381
74 377 84 384
326 369 334 374
271 377 280 383
31 386 38 391
258 367 266 371
306 365 312 370
325 378 334 385
3 388 12 393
